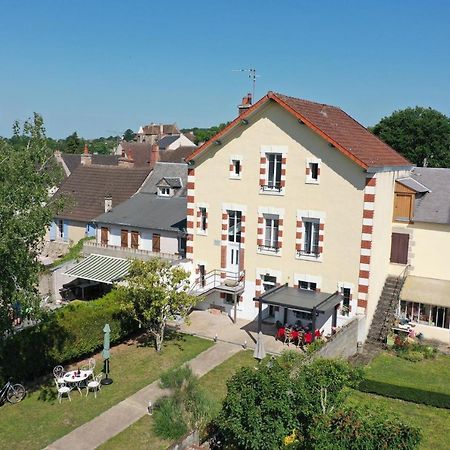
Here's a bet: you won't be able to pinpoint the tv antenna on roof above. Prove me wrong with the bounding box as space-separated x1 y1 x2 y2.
232 68 260 101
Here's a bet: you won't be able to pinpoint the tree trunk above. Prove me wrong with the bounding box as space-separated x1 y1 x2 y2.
154 321 166 352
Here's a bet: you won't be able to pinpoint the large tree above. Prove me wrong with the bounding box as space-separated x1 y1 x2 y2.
372 107 450 167
120 259 198 352
0 114 64 333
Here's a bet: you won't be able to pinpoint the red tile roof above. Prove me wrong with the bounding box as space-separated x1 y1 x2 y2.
186 92 412 170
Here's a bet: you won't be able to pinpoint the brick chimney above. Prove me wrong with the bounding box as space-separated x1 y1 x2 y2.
104 195 113 213
150 143 160 167
81 143 92 165
238 93 252 116
118 149 134 168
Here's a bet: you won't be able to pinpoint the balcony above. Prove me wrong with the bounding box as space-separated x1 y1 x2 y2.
83 240 183 262
189 269 245 297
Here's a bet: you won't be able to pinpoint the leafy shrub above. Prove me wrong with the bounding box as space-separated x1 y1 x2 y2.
402 351 424 362
154 366 213 440
306 406 421 449
154 397 188 440
0 290 138 383
305 339 326 354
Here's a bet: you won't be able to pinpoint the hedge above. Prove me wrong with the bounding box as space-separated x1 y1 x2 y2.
358 379 450 409
0 290 138 383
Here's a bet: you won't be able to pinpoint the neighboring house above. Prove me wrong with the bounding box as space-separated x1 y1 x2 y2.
48 154 151 245
389 167 450 342
158 133 196 150
136 123 179 143
91 162 188 258
185 91 412 340
54 148 118 176
117 141 197 167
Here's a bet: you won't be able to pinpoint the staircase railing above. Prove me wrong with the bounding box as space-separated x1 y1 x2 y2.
189 269 245 296
376 265 410 343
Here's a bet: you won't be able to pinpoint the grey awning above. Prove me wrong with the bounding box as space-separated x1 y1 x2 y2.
256 284 340 313
396 177 430 193
64 254 131 284
400 276 450 308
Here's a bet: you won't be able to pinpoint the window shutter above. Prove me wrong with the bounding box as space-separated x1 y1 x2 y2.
153 234 161 252
390 233 409 264
49 221 56 241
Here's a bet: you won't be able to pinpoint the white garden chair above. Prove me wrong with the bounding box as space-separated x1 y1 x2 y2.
53 365 65 386
85 373 103 398
55 380 72 404
81 358 96 376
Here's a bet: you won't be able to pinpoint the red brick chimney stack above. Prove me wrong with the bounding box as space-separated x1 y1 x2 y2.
238 93 252 116
150 143 160 167
81 143 92 165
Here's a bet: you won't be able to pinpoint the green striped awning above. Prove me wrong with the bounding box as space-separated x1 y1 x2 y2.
64 254 131 284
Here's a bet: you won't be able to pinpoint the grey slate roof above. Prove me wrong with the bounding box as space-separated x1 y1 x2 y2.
140 162 187 196
94 194 186 232
396 177 430 193
158 135 180 149
158 177 182 188
410 167 450 225
93 162 188 232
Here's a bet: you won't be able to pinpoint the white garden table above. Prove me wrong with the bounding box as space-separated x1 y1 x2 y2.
63 370 93 394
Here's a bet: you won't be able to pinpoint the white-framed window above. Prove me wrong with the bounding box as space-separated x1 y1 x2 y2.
303 219 320 256
298 280 317 291
231 159 241 177
341 287 351 316
228 210 242 243
199 207 207 232
306 159 321 184
264 153 282 191
262 274 277 292
261 216 279 253
158 187 171 197
399 301 450 329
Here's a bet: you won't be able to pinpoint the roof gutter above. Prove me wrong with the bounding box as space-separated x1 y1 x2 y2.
366 165 414 173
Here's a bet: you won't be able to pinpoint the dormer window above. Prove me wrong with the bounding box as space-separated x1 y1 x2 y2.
156 176 182 198
158 187 171 197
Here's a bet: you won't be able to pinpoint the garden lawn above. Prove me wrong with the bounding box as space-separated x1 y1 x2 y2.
349 391 450 450
100 350 255 449
364 352 450 396
0 334 212 450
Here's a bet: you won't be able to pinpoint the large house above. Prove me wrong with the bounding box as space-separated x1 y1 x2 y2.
391 168 450 342
136 123 179 143
185 91 412 340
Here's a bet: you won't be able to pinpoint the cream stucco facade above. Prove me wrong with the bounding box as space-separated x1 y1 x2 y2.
189 101 401 338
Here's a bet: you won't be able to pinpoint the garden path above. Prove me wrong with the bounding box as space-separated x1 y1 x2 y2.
45 341 240 450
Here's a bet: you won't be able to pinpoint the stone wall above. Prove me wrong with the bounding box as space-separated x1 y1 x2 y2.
315 316 360 359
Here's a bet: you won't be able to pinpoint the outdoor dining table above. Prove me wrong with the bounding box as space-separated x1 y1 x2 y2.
63 370 93 394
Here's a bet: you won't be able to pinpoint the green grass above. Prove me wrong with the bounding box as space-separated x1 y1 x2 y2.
364 352 450 395
100 350 255 449
349 391 450 450
0 334 212 450
359 352 450 408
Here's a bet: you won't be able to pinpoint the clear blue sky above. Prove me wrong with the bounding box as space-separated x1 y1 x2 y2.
0 0 449 138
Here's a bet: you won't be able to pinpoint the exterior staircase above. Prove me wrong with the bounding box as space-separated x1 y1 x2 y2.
351 267 409 366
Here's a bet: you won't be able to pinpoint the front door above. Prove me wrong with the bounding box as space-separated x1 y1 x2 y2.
227 243 240 273
227 210 241 273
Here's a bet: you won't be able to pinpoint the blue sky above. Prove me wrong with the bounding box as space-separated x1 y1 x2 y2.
0 0 449 138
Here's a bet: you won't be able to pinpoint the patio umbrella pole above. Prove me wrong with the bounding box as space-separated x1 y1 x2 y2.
101 323 113 385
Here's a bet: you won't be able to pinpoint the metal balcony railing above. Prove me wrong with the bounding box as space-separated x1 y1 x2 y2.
83 241 182 261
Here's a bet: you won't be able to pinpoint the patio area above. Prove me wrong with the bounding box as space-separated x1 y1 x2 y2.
178 310 289 354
